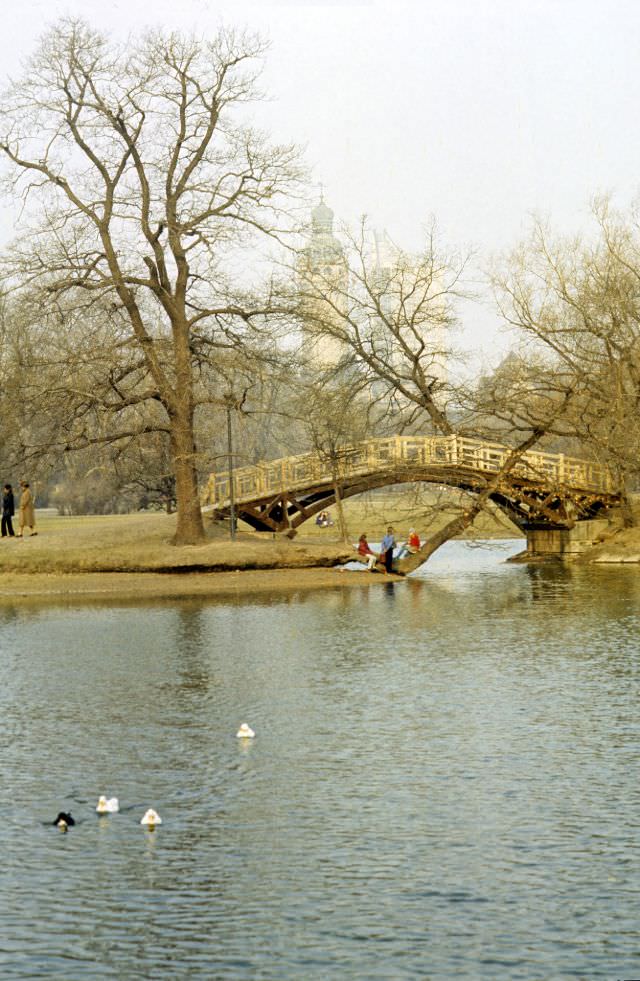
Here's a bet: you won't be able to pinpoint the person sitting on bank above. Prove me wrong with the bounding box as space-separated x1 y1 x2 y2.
316 510 334 528
1 484 15 538
17 480 36 537
355 533 377 570
379 526 396 574
397 528 421 559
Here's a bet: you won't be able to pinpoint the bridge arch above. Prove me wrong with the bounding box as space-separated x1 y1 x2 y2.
204 435 619 534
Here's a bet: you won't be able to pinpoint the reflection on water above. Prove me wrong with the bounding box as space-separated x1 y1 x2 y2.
1 541 640 979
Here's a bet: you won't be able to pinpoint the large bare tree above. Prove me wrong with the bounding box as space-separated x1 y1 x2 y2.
292 218 470 436
0 19 303 543
290 217 591 559
492 199 640 502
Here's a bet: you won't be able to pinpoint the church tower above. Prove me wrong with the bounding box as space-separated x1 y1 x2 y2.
298 194 349 368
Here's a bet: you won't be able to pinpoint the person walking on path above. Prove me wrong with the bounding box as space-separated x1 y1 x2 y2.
379 526 396 574
17 481 36 537
1 484 15 538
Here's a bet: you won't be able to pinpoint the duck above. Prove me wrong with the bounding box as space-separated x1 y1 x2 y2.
140 808 162 828
53 811 75 829
236 723 255 739
96 795 119 814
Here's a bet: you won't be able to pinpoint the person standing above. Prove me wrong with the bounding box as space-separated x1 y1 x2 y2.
17 481 36 537
2 484 15 538
379 526 396 574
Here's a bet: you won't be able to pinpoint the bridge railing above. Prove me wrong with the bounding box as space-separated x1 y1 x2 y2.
203 435 616 508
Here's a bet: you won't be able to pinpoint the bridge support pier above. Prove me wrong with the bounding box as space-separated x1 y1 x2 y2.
525 518 610 558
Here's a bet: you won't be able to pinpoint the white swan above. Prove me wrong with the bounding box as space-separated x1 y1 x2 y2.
96 795 119 814
236 723 255 739
140 808 162 828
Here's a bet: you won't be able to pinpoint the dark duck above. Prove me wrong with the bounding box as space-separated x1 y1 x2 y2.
53 812 75 829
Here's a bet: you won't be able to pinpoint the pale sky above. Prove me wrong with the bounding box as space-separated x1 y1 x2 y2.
3 0 640 364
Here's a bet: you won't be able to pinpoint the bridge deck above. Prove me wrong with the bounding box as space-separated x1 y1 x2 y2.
204 435 615 512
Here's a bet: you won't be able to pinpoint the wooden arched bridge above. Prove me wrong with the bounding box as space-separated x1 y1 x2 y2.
203 435 620 535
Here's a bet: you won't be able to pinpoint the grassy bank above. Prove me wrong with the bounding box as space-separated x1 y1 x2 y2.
0 493 524 601
0 512 353 574
0 491 521 577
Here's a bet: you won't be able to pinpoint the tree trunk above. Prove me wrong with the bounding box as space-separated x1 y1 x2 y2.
333 478 349 543
170 410 205 545
396 431 545 573
396 508 480 574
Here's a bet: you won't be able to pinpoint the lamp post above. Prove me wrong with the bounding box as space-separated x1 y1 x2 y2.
225 397 236 541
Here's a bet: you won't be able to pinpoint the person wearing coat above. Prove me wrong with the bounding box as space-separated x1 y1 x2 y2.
356 533 377 570
2 484 15 537
379 526 396 574
397 528 421 560
17 481 36 537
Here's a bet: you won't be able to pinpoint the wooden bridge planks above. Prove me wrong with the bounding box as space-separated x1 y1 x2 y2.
204 435 616 513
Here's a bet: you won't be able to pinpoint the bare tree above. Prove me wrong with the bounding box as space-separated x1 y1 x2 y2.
288 372 374 541
287 216 601 560
0 19 304 543
492 199 640 504
292 218 469 436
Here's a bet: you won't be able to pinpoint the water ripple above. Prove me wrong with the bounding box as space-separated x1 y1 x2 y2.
1 542 639 979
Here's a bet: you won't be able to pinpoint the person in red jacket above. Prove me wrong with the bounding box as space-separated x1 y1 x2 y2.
407 529 420 551
356 533 377 570
397 528 421 559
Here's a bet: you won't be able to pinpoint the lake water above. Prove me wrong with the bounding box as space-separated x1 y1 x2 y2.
1 540 640 980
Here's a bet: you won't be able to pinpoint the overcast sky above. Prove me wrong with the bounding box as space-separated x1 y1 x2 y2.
3 0 640 364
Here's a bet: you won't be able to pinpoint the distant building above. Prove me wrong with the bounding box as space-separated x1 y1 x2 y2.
298 197 447 393
298 195 349 368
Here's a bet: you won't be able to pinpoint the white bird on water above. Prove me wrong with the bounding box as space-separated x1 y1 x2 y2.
140 808 162 828
96 795 119 814
236 723 255 739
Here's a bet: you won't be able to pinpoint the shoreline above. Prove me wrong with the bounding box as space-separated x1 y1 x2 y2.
0 567 406 604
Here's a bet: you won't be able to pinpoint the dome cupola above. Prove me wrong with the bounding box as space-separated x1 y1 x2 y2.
311 198 334 234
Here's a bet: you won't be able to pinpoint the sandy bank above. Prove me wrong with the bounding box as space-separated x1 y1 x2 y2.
577 524 640 564
0 566 404 604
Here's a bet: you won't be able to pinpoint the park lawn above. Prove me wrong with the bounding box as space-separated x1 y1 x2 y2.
0 511 355 574
0 488 521 576
298 490 522 544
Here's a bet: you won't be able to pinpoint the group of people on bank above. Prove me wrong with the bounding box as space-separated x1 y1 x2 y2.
356 527 421 573
315 510 334 528
1 481 36 538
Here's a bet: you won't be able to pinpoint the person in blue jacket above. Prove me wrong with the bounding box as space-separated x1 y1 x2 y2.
379 526 396 574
